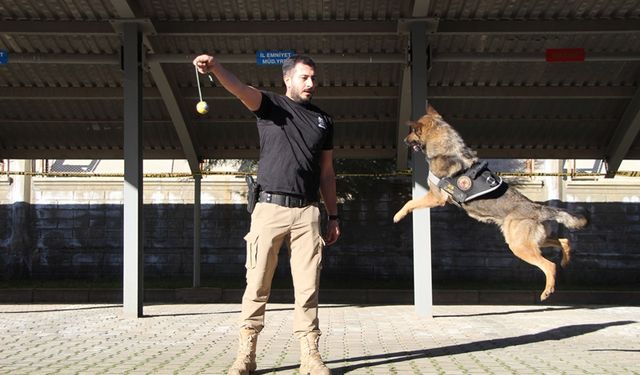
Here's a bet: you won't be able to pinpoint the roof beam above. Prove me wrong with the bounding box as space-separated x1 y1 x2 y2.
11 51 640 65
3 83 633 112
448 117 617 125
0 144 611 160
154 20 397 35
196 147 397 159
433 52 640 63
0 20 113 35
604 85 640 178
4 87 159 99
147 53 405 64
11 54 120 64
4 19 638 37
472 147 606 159
1 86 399 100
0 148 125 159
0 20 397 36
109 0 144 18
9 53 405 65
108 0 156 53
426 86 637 99
0 117 395 126
435 19 640 35
412 0 431 17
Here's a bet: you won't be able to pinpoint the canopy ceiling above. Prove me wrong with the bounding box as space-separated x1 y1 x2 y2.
1 0 639 176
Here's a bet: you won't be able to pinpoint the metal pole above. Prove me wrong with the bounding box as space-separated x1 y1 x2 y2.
410 21 433 318
122 22 144 318
193 174 202 288
544 159 565 205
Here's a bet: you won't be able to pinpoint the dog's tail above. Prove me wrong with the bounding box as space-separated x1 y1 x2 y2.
541 206 588 229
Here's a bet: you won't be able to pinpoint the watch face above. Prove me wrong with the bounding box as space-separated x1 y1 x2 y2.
457 176 473 191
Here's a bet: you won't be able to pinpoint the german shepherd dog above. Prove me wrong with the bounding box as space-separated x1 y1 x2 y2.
393 106 587 301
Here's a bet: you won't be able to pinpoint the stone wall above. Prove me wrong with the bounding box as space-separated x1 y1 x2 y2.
1 177 639 290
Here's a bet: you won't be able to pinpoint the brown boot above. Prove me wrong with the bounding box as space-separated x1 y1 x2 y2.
227 327 258 375
299 332 331 375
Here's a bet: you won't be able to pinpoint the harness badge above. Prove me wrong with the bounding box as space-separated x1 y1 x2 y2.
457 175 473 191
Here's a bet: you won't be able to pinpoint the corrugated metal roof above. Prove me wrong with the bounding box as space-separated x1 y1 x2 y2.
1 0 639 174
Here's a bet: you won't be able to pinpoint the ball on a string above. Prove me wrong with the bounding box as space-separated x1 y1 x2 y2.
196 101 209 115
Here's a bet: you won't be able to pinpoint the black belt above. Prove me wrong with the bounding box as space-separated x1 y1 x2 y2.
258 191 313 208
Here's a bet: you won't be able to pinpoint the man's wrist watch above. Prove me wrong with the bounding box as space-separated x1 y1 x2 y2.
328 214 339 221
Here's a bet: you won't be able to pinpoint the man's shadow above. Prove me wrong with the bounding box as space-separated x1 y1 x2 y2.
255 320 635 374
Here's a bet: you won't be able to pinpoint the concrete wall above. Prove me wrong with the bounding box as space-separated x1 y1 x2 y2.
1 176 639 290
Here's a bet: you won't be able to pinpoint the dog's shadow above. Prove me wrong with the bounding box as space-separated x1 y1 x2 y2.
254 320 635 374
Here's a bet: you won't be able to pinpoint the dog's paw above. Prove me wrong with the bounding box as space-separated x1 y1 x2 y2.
393 211 405 223
539 286 555 301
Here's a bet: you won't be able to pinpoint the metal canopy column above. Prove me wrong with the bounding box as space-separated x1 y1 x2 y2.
122 22 144 318
396 66 411 170
109 0 203 289
193 174 202 288
409 21 433 318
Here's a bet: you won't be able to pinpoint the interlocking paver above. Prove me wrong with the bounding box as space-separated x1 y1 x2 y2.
0 304 639 374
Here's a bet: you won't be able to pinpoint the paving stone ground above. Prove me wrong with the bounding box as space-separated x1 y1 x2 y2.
0 303 638 374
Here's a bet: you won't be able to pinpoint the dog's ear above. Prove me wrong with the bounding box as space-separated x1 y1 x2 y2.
426 104 441 118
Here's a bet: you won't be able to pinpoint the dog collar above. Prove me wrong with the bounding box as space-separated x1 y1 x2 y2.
428 170 442 185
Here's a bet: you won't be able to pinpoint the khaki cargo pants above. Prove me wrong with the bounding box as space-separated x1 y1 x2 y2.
241 201 325 338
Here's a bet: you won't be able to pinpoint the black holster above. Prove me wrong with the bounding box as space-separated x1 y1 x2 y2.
245 175 260 214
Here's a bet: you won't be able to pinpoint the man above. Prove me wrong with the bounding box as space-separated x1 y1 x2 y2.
193 53 340 375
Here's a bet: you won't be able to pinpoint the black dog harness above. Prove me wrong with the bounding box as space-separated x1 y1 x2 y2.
428 161 503 204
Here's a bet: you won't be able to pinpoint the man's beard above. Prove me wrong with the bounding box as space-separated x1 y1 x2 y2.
291 88 312 104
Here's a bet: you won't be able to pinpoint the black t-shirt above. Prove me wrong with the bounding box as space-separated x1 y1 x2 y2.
253 91 334 201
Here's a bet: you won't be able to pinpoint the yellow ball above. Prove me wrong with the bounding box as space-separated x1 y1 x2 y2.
196 101 209 114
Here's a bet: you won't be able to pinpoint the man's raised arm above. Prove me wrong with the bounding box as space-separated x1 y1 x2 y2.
193 54 262 111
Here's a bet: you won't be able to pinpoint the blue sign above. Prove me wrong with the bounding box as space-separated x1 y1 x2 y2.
0 50 7 65
256 50 295 65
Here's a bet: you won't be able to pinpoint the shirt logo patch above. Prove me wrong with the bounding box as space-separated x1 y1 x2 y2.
317 116 327 129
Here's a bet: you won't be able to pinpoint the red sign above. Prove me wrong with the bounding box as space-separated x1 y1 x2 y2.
545 48 585 62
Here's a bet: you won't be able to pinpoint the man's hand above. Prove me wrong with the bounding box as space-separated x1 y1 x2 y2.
193 54 215 74
324 220 340 246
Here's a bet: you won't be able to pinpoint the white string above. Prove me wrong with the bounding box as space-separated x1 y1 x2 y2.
195 65 203 102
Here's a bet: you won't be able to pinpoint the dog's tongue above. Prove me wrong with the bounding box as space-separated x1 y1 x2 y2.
412 144 423 153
